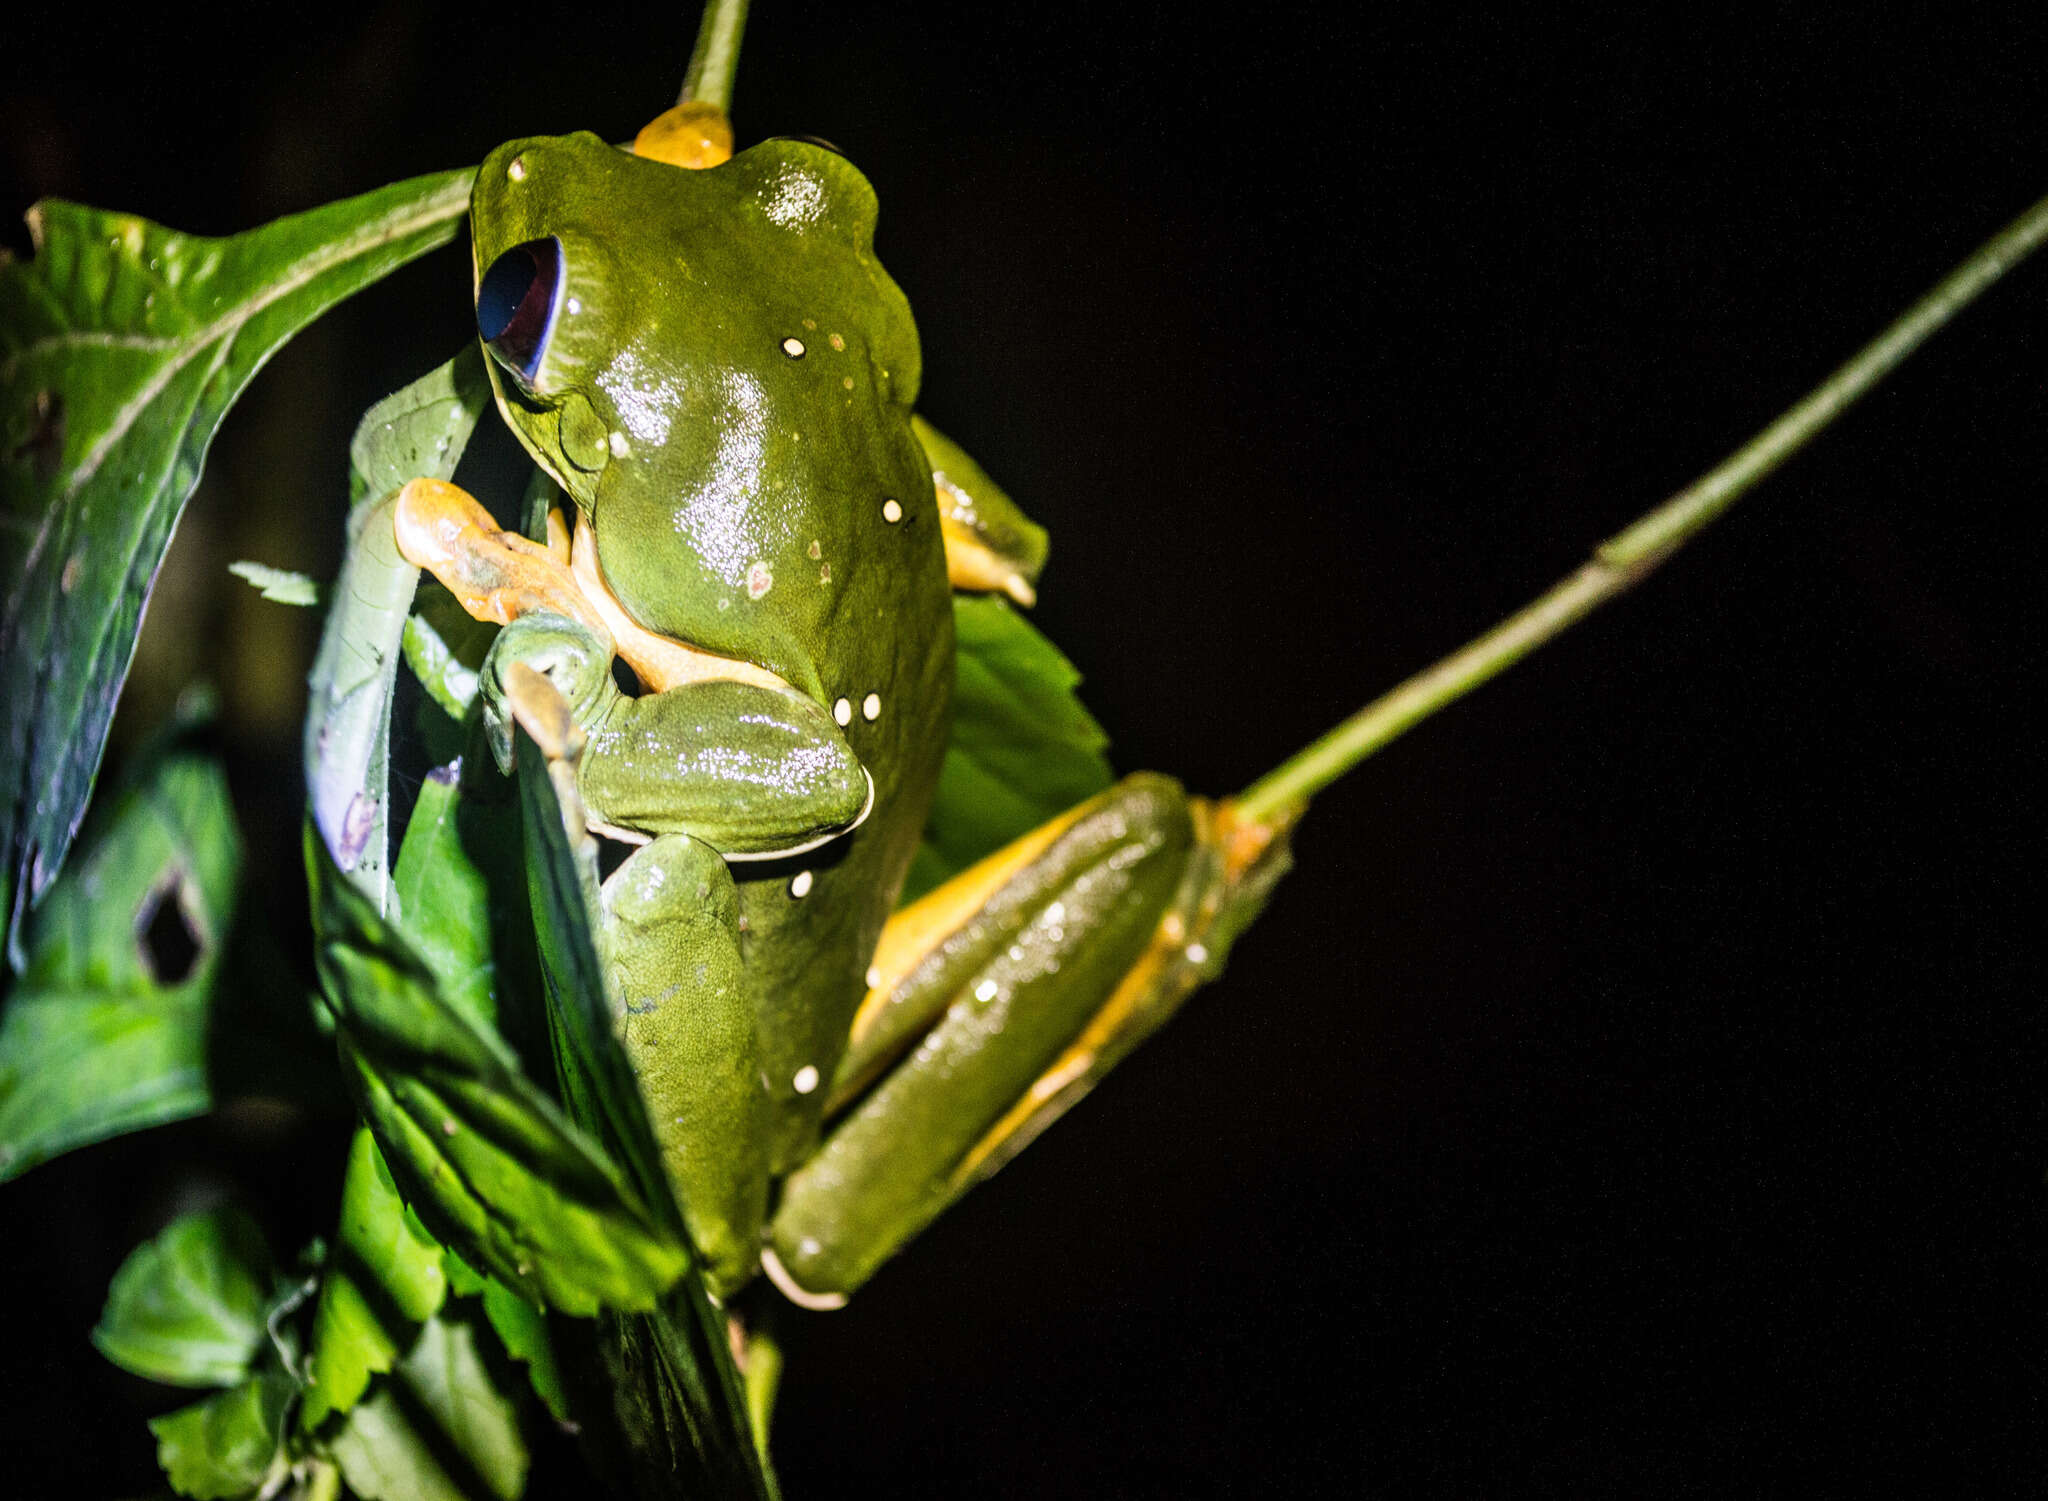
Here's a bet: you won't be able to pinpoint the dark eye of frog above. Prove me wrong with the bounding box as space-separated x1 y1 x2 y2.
477 236 565 388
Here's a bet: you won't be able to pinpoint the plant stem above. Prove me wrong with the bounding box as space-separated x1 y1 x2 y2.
1233 188 2048 826
682 0 752 111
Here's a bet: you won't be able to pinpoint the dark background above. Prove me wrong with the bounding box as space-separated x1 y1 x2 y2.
4 2 2045 1494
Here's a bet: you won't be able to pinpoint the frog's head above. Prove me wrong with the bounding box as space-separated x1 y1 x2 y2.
468 132 930 701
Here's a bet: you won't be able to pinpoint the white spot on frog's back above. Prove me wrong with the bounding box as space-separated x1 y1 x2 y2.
861 692 881 721
789 870 813 899
833 697 852 726
782 336 807 359
792 1064 820 1095
882 498 903 524
762 163 828 227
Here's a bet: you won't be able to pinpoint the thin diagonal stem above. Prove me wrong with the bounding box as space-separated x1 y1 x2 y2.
1234 189 2048 825
682 0 752 112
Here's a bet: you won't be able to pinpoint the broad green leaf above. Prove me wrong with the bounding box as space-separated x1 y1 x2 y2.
329 1312 526 1501
0 168 474 958
307 826 687 1316
479 1279 570 1425
903 595 1114 901
0 710 239 1180
302 1126 450 1430
226 561 319 606
93 1208 274 1389
150 1370 293 1500
304 349 491 908
516 723 774 1500
387 760 537 1046
438 1244 567 1421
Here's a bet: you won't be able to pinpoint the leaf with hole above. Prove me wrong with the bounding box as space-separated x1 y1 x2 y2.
0 711 239 1182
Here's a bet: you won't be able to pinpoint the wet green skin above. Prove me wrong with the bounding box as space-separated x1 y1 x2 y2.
771 774 1194 1297
468 133 953 1286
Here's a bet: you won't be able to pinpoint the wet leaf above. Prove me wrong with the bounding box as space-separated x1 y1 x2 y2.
0 169 473 957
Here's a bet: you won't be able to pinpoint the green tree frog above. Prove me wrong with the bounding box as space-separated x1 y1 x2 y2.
394 104 1286 1303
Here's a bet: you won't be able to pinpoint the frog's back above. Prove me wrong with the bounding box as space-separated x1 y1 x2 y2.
473 131 954 1166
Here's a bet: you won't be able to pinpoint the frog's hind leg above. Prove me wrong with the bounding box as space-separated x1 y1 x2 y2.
604 832 769 1296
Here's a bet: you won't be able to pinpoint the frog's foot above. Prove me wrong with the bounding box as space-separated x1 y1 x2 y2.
633 100 734 170
913 415 1048 607
394 478 610 641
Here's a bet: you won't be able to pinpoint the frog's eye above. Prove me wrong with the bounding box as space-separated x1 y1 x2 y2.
477 236 565 388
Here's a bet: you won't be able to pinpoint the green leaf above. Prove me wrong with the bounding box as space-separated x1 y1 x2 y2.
904 595 1114 901
226 561 319 606
443 1243 569 1424
0 168 474 958
479 1278 570 1425
306 826 688 1317
515 724 774 1499
304 349 491 910
0 712 241 1181
302 1126 450 1430
93 1208 275 1389
150 1370 293 1500
402 582 496 722
328 1312 527 1501
387 760 534 1043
